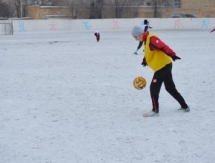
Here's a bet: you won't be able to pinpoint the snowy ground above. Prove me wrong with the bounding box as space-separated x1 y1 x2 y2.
0 30 215 163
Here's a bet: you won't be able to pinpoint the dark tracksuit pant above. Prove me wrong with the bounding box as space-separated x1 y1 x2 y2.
150 63 188 113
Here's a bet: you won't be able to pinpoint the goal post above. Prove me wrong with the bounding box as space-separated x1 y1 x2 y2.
0 21 14 35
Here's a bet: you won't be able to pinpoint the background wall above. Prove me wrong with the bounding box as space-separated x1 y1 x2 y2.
1 18 215 33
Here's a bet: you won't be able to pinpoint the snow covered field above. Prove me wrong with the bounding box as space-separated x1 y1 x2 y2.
0 30 215 163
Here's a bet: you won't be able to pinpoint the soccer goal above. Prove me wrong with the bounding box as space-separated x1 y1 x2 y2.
0 20 13 35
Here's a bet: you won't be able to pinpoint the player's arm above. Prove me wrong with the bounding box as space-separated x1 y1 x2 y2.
149 36 176 57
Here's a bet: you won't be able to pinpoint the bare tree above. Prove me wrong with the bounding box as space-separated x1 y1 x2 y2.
10 0 21 17
22 0 31 17
7 0 28 18
65 0 85 19
112 0 141 18
153 0 158 18
90 0 104 18
151 0 163 18
0 1 12 18
113 0 124 18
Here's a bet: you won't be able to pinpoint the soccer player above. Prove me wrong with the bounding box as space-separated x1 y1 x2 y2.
131 26 190 117
134 19 152 54
94 30 100 42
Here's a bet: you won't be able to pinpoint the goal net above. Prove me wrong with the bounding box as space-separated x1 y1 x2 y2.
0 22 13 35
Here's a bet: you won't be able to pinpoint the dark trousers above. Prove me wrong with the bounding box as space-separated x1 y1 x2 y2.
150 63 188 113
96 36 100 42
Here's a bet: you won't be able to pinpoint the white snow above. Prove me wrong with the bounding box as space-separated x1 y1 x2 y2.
0 30 215 163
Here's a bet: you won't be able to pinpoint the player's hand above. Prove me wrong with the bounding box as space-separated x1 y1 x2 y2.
141 58 147 67
172 56 181 61
141 62 147 67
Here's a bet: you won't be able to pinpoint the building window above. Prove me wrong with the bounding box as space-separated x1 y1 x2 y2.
174 0 181 8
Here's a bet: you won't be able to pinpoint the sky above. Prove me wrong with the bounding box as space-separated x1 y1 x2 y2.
0 29 215 163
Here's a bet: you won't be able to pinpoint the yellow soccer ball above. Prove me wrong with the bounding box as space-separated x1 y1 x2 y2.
133 76 147 90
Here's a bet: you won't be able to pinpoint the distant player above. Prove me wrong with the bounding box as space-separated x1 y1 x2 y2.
210 27 215 33
134 19 152 54
94 30 100 42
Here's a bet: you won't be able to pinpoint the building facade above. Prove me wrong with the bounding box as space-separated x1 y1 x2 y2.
26 0 215 19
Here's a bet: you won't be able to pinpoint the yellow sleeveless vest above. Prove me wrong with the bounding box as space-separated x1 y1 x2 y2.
144 34 172 72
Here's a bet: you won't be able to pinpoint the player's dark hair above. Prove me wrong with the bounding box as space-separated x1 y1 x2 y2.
144 19 148 25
